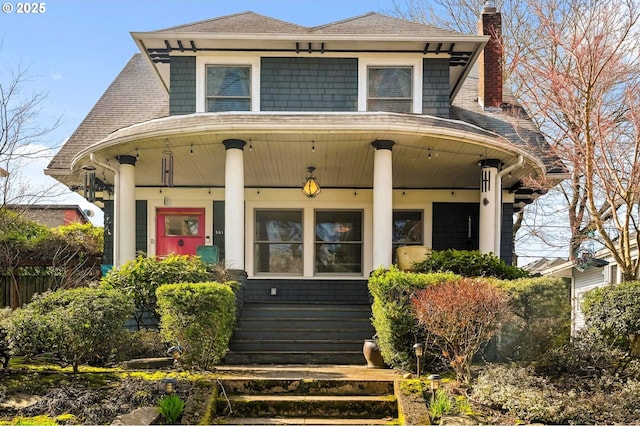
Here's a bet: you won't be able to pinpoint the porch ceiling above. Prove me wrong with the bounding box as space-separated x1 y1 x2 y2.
72 112 545 191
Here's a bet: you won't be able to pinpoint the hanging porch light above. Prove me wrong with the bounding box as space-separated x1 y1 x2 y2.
302 166 321 198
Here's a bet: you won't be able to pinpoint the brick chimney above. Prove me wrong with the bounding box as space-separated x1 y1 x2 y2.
477 1 503 109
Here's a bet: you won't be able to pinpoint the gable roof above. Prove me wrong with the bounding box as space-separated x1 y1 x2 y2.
152 11 462 38
310 12 463 37
154 11 307 34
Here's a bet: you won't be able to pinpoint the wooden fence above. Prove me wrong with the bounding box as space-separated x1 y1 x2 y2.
0 275 62 308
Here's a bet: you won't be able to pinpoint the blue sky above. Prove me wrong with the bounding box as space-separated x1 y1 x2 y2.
0 0 399 223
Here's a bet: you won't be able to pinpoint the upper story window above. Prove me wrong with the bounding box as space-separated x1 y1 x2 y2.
367 67 413 113
206 65 251 112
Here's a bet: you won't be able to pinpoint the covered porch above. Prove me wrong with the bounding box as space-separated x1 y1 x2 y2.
69 111 546 275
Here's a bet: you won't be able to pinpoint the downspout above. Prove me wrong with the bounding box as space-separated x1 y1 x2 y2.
495 155 524 255
90 153 120 266
499 155 524 179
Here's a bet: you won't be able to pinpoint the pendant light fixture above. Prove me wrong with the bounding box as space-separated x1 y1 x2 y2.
302 166 320 198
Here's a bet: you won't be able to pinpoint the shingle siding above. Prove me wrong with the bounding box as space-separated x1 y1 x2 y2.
422 58 450 118
170 56 197 115
500 203 514 265
136 200 148 255
103 200 114 265
261 57 358 111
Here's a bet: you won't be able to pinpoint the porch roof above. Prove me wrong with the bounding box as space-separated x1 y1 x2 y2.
66 111 549 194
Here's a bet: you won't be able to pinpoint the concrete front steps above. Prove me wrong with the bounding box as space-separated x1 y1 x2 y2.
214 378 398 425
225 302 376 365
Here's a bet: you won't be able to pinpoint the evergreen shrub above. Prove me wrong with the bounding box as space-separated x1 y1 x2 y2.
582 280 640 355
413 249 529 279
156 282 236 370
368 266 460 369
494 276 571 361
7 287 133 372
102 254 214 329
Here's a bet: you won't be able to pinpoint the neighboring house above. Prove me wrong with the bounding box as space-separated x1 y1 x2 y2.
541 245 633 335
45 7 564 290
8 204 92 228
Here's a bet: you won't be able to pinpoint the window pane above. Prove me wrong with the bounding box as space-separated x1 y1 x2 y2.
368 68 412 97
316 243 362 273
392 211 424 263
206 67 250 97
165 215 200 237
207 99 251 112
393 211 423 244
255 210 303 274
315 211 362 242
255 243 303 274
367 99 412 113
315 210 362 274
255 210 303 242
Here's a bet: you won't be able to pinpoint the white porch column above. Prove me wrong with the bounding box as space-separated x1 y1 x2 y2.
223 139 246 270
479 159 502 255
116 155 137 266
371 140 395 270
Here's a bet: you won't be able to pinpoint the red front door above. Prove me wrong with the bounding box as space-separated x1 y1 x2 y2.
156 208 205 256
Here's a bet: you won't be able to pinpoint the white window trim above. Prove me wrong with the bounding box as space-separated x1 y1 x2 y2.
196 55 261 113
358 56 423 113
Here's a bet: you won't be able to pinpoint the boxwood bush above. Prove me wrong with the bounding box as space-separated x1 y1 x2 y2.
368 266 460 370
102 254 214 329
7 287 134 372
412 249 529 279
156 282 236 371
494 276 571 361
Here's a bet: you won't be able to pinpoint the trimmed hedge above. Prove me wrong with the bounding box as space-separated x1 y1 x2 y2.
7 287 134 372
368 266 461 370
156 282 236 371
412 249 530 279
102 254 214 329
494 276 571 361
368 269 570 370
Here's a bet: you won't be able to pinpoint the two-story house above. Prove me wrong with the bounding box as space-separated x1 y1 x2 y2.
45 7 563 363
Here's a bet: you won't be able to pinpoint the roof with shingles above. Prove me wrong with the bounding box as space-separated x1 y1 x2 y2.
47 11 561 176
154 11 307 34
451 67 565 174
310 12 463 37
47 54 168 172
152 11 462 38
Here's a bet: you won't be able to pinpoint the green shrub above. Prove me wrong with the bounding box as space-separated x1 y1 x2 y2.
472 363 640 424
102 254 214 329
413 250 529 279
494 276 571 361
471 364 567 423
535 328 640 379
113 329 167 361
158 394 185 424
156 282 236 371
583 280 640 354
368 267 460 370
7 287 134 372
